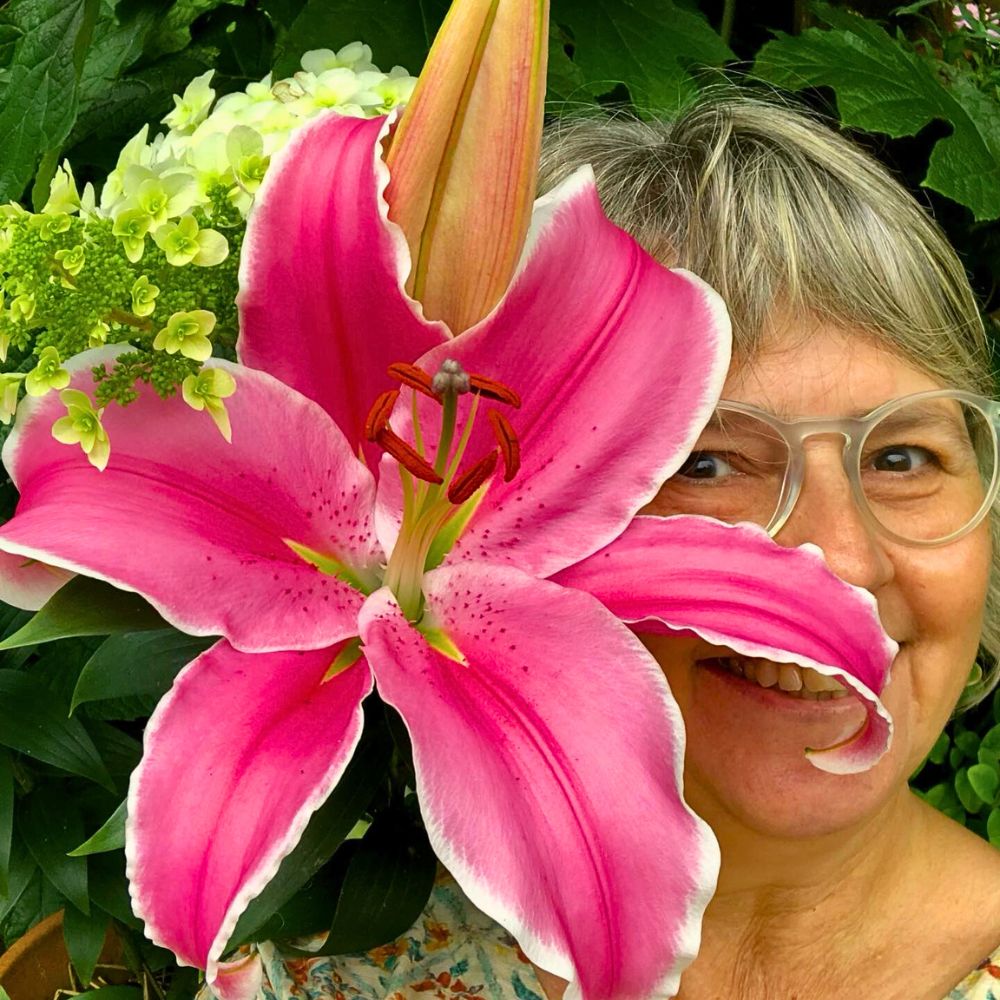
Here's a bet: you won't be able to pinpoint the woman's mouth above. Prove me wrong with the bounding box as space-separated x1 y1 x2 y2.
699 656 850 701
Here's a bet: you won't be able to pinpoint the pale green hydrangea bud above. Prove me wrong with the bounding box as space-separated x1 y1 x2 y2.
164 70 216 132
131 275 160 317
88 319 110 348
54 244 86 277
43 162 82 215
153 309 216 361
182 366 237 441
152 215 228 267
52 388 110 470
26 346 70 397
0 373 24 425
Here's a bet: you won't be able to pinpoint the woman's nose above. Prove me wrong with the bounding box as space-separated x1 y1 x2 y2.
773 442 895 593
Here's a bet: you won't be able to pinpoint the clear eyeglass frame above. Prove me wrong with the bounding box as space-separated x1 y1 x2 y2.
712 388 1000 548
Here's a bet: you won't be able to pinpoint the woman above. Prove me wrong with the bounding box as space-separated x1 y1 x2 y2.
212 96 1000 999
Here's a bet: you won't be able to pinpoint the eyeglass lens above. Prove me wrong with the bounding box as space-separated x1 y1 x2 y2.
659 396 996 544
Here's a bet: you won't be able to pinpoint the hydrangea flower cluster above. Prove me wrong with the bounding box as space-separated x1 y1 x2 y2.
0 43 417 468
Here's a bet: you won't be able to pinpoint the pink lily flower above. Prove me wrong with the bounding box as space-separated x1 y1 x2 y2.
0 106 895 1000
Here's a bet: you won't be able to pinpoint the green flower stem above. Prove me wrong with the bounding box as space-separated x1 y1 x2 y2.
106 308 153 332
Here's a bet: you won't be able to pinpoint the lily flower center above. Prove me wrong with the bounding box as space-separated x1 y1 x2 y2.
366 358 521 623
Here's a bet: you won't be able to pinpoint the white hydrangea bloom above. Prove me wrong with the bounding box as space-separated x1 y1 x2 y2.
78 45 417 256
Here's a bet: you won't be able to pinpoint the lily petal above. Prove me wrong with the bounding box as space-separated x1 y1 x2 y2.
385 0 548 331
0 550 73 611
377 170 731 574
126 640 372 990
0 350 379 651
211 951 263 1000
553 516 897 773
237 112 449 466
360 563 719 1000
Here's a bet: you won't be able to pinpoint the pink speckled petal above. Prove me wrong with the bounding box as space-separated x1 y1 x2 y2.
376 169 731 573
126 640 372 990
237 111 449 467
360 563 719 1000
554 515 897 774
0 349 380 652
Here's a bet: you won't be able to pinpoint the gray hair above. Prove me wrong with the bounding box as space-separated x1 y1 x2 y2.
538 96 998 709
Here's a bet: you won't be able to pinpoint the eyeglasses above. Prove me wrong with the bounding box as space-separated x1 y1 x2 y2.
658 389 1000 547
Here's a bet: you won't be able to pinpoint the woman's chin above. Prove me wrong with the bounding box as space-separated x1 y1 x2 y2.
675 658 910 840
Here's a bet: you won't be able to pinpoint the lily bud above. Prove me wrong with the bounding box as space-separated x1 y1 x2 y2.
384 0 549 333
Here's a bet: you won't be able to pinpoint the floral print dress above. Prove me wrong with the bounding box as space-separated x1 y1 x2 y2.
201 870 1000 1000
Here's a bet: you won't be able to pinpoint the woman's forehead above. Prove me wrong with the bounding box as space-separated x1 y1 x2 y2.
722 323 946 417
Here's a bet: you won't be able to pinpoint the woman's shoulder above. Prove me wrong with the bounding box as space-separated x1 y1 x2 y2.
249 868 546 1000
945 944 1000 1000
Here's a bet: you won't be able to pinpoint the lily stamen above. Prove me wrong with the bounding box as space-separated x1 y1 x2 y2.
376 427 443 484
387 362 438 398
469 374 521 408
488 409 520 481
448 450 499 504
364 388 400 440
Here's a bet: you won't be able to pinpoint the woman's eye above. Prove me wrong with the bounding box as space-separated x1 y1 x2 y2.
869 445 934 473
676 451 733 480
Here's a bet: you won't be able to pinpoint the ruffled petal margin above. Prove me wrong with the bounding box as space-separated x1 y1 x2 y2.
360 563 719 1000
553 516 898 774
125 639 372 994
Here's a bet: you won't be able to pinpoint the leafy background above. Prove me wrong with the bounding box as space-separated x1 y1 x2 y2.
1 0 999 993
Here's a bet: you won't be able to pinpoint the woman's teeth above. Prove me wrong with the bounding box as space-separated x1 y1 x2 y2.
714 657 849 700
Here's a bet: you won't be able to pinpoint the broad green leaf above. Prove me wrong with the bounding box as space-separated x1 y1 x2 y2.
0 0 92 201
0 841 61 944
75 989 142 999
63 902 109 985
979 724 1000 765
311 801 435 955
0 576 166 650
0 985 11 1000
19 786 89 914
165 968 202 1000
87 722 141 783
752 3 1000 219
271 0 433 79
0 750 12 896
967 762 1000 804
955 730 981 759
70 800 125 856
955 766 984 813
87 850 140 928
551 0 734 110
72 630 213 714
925 73 1000 222
229 700 392 945
0 671 114 790
924 780 961 813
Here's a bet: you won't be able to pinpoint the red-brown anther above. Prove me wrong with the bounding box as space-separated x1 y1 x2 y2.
468 374 521 409
365 389 400 441
377 427 444 484
448 450 499 504
387 362 439 399
487 410 520 482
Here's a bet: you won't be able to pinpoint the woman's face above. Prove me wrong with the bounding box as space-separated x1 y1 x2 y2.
641 323 992 839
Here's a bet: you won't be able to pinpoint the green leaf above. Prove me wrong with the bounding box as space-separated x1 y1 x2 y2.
928 730 950 765
229 700 392 945
752 3 1000 219
0 750 12 896
87 851 139 928
165 968 201 1000
72 630 214 714
0 0 92 202
967 762 1000 804
19 786 89 914
70 800 125 856
988 806 1000 846
0 671 114 790
63 902 109 985
925 780 961 812
0 577 166 650
271 0 432 79
955 766 984 813
0 840 61 943
956 730 981 759
314 801 435 955
0 984 11 1000
551 0 734 110
979 724 1000 765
